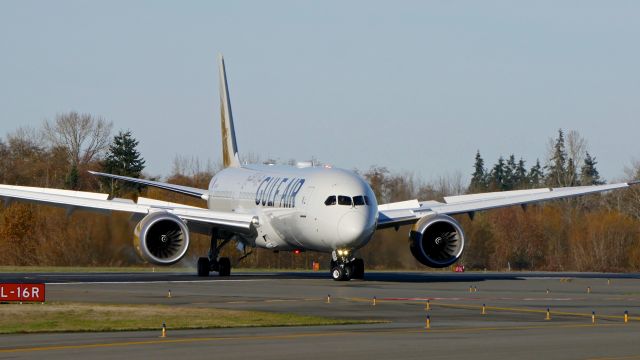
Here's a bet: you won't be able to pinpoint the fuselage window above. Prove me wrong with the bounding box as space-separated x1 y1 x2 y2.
338 195 352 206
364 196 370 205
325 195 337 206
353 195 365 206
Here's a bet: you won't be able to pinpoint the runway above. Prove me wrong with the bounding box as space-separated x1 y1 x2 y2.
2 271 640 359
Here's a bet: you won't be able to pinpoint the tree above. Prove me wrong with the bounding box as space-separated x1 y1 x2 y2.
43 112 112 191
469 150 487 192
43 112 113 167
514 158 528 189
489 156 507 191
0 140 7 184
3 127 48 187
566 130 587 186
546 129 567 187
566 158 578 186
102 130 145 196
505 154 518 190
580 152 604 185
363 166 389 203
65 164 79 190
528 159 544 187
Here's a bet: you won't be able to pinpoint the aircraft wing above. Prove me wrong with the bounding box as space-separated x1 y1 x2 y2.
0 184 255 234
88 171 209 199
377 181 638 229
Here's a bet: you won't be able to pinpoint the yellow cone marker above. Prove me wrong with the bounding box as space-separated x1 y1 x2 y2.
425 314 431 330
425 299 430 311
161 322 167 338
624 311 629 324
592 311 596 325
167 290 172 298
372 296 376 306
546 307 551 321
327 294 331 304
482 304 486 315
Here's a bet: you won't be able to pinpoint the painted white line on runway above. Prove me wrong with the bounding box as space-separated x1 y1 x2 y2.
47 279 272 285
39 274 190 277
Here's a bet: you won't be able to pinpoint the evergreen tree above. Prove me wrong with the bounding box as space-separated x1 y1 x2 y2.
470 150 487 192
514 157 527 188
528 159 544 187
102 130 146 196
505 154 517 190
580 152 604 185
546 129 567 187
489 156 507 191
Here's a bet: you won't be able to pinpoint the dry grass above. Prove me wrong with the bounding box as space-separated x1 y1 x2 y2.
0 302 380 334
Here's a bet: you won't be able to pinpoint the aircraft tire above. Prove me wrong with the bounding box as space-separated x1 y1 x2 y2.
197 257 210 277
331 266 345 281
351 258 365 279
343 264 352 280
218 257 231 277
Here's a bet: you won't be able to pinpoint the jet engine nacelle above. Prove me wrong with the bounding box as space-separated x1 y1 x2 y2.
134 211 190 265
409 214 465 268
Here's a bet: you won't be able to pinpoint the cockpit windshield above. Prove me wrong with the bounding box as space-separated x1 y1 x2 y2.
325 195 369 206
353 196 365 206
338 196 352 206
324 196 337 206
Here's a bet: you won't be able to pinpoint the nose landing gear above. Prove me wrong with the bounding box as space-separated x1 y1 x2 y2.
330 250 365 281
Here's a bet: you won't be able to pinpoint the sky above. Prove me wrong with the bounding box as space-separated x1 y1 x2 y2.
1 1 639 184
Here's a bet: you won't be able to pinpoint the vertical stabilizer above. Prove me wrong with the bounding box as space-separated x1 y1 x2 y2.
218 54 241 168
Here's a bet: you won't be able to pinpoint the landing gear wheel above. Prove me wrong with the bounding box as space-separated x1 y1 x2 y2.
343 265 352 280
218 257 231 277
331 266 345 281
351 258 365 279
197 257 210 277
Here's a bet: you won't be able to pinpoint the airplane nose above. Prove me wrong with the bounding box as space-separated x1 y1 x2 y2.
338 211 367 244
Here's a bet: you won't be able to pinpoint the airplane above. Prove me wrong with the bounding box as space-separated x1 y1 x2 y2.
0 55 638 281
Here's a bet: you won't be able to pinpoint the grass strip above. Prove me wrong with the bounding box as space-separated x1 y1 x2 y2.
0 302 382 334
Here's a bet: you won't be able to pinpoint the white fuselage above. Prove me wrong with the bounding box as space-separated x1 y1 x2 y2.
207 165 378 253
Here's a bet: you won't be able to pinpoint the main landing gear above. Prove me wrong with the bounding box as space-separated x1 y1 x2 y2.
197 230 232 277
330 250 365 281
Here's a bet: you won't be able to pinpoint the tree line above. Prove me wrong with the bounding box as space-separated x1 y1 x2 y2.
1 113 639 271
469 129 603 193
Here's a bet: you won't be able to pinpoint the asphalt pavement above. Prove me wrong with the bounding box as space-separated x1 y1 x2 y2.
1 271 639 359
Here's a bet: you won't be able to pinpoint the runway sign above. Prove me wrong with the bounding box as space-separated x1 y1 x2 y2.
0 283 45 302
